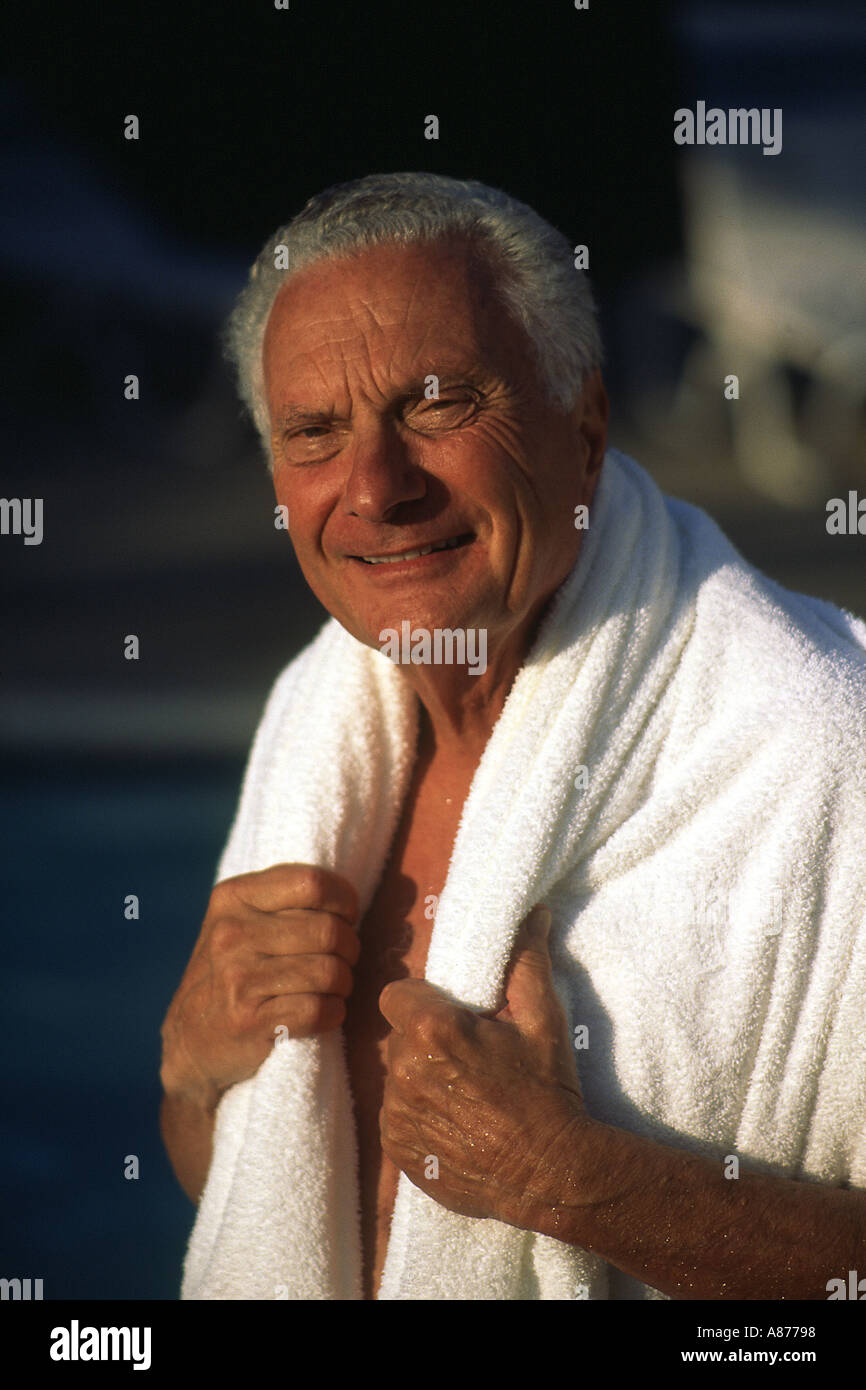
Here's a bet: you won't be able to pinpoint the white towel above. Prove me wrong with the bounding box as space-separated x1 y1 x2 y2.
181 448 866 1300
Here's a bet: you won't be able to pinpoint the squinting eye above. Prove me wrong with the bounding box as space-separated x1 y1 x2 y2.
278 424 341 465
408 395 478 428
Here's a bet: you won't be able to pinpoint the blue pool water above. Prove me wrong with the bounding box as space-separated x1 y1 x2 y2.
0 759 245 1299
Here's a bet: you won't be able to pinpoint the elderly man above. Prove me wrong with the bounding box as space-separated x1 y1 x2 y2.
161 173 866 1301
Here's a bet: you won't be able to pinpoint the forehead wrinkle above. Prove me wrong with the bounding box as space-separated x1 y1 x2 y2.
311 292 407 394
396 266 425 337
320 291 438 407
393 283 494 387
267 309 356 391
345 263 480 370
269 252 506 418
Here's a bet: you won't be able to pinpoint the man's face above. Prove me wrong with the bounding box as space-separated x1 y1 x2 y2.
262 238 607 657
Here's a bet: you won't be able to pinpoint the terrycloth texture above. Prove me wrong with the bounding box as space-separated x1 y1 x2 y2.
181 448 866 1300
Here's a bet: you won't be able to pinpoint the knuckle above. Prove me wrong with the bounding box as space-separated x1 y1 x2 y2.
209 877 240 913
292 863 331 906
391 1054 417 1088
209 916 243 955
407 1010 445 1050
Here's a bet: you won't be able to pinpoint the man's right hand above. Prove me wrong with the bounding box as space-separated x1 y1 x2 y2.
159 863 360 1113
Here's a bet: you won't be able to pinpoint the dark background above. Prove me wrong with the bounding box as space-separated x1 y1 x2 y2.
2 0 864 1298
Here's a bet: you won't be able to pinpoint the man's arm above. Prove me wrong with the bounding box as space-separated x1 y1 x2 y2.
159 1090 216 1205
379 906 866 1300
526 1115 866 1300
159 862 362 1204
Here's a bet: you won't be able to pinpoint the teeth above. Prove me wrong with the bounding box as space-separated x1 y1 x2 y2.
361 536 463 564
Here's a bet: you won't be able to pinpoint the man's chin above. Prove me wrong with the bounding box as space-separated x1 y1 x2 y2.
336 609 488 653
302 572 495 656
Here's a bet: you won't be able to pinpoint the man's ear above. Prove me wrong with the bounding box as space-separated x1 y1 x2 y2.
573 369 609 503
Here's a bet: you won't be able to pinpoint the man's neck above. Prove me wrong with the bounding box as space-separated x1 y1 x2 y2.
409 587 557 765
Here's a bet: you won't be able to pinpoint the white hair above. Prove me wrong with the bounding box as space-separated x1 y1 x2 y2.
224 171 603 466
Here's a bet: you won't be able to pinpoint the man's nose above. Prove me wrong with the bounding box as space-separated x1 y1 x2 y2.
342 418 426 521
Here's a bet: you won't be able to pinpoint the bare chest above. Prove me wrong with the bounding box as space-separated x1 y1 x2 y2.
342 767 470 1298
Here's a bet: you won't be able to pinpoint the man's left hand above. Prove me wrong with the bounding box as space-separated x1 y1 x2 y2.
378 904 587 1226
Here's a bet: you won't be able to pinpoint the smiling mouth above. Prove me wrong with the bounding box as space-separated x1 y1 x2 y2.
354 533 474 564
